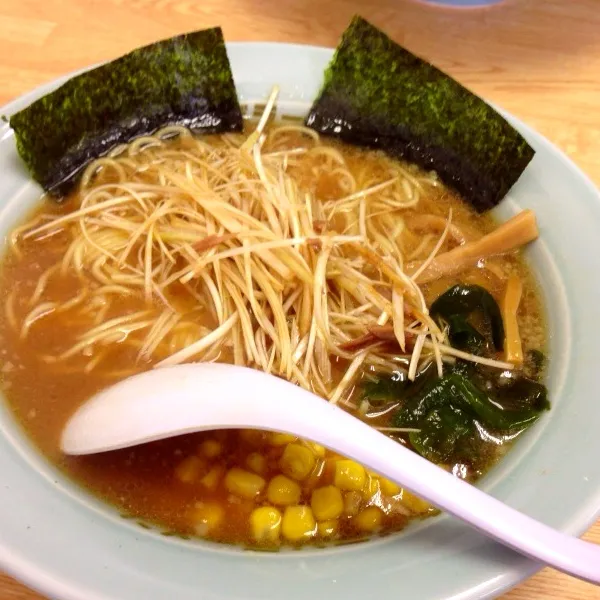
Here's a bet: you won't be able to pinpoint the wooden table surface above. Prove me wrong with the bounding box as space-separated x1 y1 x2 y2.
0 0 599 598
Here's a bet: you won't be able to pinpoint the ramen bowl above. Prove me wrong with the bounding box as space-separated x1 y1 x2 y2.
0 42 599 600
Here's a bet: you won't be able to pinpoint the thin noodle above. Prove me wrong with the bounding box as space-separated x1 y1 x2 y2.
7 93 524 401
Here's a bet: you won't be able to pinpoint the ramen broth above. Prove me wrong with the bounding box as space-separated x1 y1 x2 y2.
0 125 545 547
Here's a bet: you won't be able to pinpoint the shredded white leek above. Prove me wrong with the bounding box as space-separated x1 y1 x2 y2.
9 87 524 405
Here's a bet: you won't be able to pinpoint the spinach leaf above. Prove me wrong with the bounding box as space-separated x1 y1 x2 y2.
493 376 549 413
409 404 475 463
431 284 504 351
392 370 549 464
446 314 487 355
444 373 546 431
393 372 456 428
361 361 436 405
361 375 407 405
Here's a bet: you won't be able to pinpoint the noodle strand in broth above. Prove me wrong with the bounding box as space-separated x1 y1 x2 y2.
13 89 511 403
0 89 546 547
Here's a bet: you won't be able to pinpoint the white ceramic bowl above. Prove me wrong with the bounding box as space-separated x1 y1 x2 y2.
1 42 599 600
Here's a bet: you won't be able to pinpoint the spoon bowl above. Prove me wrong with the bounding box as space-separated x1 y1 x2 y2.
62 362 600 585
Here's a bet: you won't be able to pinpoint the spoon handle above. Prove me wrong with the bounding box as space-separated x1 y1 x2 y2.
205 366 600 585
299 393 600 584
61 363 600 583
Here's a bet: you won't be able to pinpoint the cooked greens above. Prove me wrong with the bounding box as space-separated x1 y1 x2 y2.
445 314 487 356
361 375 408 405
10 27 243 198
409 403 475 464
362 361 436 405
362 282 549 471
306 16 535 212
375 362 550 469
430 284 505 351
396 368 548 466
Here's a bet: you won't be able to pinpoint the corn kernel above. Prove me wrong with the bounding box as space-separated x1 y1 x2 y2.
224 467 266 499
400 489 431 514
317 519 338 538
199 439 222 458
281 506 316 542
250 506 282 544
362 475 380 500
271 432 298 446
175 455 205 483
354 506 383 532
343 491 362 516
308 442 326 457
280 443 316 481
267 474 301 506
193 502 224 535
334 460 366 491
200 465 224 491
239 429 267 446
311 485 344 520
246 452 267 474
380 477 401 496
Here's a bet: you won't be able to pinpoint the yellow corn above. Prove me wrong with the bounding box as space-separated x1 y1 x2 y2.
200 465 224 491
343 491 362 516
311 485 344 520
246 452 267 475
224 468 266 499
379 477 401 496
280 443 316 481
239 429 267 446
308 442 326 457
400 489 431 514
192 502 224 536
199 439 222 458
250 506 282 544
317 519 338 538
281 506 316 542
334 460 366 491
271 432 297 446
354 506 383 532
175 455 205 483
362 475 380 500
267 474 301 506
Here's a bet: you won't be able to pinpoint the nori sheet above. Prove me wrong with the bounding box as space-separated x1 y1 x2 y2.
306 16 535 212
10 27 243 199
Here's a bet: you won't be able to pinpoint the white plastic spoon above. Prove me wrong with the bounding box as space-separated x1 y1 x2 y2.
61 362 600 584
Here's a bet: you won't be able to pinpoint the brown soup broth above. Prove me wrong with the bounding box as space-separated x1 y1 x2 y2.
0 127 546 547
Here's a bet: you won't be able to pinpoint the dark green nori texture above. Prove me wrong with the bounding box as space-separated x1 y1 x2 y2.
10 27 243 199
305 16 535 212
